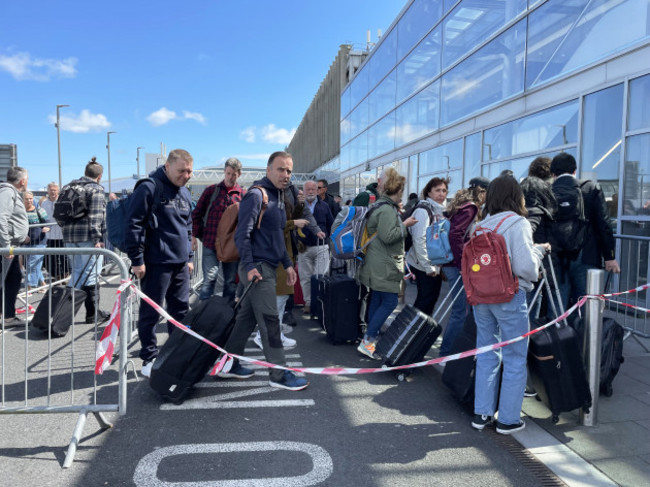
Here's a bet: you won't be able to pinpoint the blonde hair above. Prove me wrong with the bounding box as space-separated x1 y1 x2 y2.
381 167 406 197
446 186 484 218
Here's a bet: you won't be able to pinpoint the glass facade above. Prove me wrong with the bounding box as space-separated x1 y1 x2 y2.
328 0 649 271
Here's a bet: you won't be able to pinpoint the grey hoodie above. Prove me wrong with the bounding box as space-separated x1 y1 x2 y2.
477 211 545 292
0 182 28 248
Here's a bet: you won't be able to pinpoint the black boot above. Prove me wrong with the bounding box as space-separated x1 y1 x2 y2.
83 286 110 324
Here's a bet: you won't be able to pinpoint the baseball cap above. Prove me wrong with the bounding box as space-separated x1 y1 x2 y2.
468 176 490 190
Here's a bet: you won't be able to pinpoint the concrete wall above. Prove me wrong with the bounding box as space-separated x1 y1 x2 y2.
288 45 351 174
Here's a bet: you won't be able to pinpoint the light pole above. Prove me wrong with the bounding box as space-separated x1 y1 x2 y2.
56 104 69 188
106 131 116 194
136 146 144 178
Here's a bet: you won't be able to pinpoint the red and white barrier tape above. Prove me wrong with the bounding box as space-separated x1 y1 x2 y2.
95 281 646 376
602 298 650 313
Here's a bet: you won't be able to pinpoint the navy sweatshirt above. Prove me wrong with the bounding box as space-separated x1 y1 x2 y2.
125 166 193 267
235 177 292 273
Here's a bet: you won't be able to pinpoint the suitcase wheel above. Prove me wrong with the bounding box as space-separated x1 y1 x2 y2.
552 415 559 424
397 372 406 382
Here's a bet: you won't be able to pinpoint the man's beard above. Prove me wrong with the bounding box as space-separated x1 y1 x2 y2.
305 195 317 202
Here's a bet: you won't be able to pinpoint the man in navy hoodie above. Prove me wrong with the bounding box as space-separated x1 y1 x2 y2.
217 151 308 391
125 149 194 378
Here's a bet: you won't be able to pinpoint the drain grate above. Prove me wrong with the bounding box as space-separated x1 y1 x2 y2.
488 429 567 486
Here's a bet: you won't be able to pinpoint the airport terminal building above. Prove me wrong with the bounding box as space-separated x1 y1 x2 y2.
289 0 649 300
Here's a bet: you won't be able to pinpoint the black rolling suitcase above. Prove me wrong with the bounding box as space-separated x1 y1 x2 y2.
527 253 592 422
441 311 477 405
32 258 92 337
375 305 442 376
149 281 254 404
320 274 360 343
311 274 325 325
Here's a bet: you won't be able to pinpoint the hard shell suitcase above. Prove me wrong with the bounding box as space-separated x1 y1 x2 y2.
441 311 477 405
528 321 592 422
149 281 254 404
320 274 360 343
374 304 442 375
32 286 87 337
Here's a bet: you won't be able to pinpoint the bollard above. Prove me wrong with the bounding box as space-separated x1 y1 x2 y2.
579 269 605 426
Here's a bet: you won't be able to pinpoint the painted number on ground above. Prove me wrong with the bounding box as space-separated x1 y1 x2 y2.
133 441 333 487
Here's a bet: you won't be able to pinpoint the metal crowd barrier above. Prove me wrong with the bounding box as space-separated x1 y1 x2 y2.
613 234 650 350
0 247 132 468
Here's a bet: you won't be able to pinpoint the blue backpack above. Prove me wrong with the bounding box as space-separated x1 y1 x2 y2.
426 217 453 265
106 177 162 252
329 202 389 261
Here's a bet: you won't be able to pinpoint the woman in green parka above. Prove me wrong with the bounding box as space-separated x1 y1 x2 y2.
357 168 417 358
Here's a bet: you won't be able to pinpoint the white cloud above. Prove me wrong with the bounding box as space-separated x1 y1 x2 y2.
0 51 77 81
147 107 177 126
183 110 206 125
240 126 256 143
261 124 296 144
48 109 111 133
241 124 296 144
229 153 270 161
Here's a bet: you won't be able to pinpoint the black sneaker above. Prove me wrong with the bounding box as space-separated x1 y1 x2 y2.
471 414 493 431
269 371 309 391
283 311 297 327
86 310 111 324
496 420 526 435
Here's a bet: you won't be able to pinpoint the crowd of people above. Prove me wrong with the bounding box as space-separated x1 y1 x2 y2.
0 150 621 431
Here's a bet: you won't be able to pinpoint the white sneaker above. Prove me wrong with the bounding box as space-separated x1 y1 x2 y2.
253 331 263 350
141 359 155 378
281 323 293 335
281 334 297 350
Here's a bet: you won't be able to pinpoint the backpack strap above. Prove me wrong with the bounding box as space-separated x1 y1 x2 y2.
201 184 221 228
134 177 163 229
249 185 268 229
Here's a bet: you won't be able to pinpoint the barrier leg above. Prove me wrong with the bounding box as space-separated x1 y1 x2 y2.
93 411 113 430
62 411 88 469
579 269 605 427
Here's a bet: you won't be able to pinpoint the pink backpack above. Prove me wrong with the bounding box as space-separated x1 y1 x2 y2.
462 214 519 306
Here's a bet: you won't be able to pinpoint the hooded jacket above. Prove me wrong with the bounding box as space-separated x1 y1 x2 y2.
520 176 556 244
352 182 379 207
125 166 193 267
406 198 446 274
235 177 292 273
476 211 545 292
0 182 28 248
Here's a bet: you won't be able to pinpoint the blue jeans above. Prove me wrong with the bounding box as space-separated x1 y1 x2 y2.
66 241 103 288
556 251 596 309
473 289 529 426
199 246 237 302
440 266 468 356
365 290 398 340
26 243 46 287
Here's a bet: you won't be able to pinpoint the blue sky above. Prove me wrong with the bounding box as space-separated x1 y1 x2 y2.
0 0 405 190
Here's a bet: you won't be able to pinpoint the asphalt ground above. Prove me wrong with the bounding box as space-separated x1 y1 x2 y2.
0 279 566 487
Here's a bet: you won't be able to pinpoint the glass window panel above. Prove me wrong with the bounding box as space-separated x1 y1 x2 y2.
350 67 369 111
623 134 650 217
444 0 460 14
441 20 526 126
341 86 351 119
419 138 464 174
409 154 419 197
482 148 577 184
463 132 482 187
526 0 650 88
349 98 369 140
581 84 623 195
418 169 462 200
341 116 351 146
482 100 579 161
368 31 397 88
442 0 527 69
342 175 356 203
340 142 352 171
368 70 397 124
396 26 441 103
349 132 369 170
397 0 443 60
395 80 440 148
367 112 396 160
628 74 650 132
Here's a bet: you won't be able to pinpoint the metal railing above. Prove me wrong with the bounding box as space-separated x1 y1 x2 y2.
612 234 649 349
0 247 132 468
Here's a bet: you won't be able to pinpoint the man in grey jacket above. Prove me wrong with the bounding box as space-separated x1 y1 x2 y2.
0 166 30 326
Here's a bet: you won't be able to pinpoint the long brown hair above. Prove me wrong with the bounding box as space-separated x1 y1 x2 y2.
484 176 528 217
446 186 484 218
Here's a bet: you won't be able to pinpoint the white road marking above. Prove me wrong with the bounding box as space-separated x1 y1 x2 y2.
133 441 333 486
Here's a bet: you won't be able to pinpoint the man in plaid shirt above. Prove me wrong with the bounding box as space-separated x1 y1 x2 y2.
62 158 110 323
191 157 245 304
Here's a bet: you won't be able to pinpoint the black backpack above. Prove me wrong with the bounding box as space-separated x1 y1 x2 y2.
403 201 434 252
53 179 95 227
551 178 588 254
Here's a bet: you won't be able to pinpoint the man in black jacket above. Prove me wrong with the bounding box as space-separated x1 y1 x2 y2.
317 179 341 217
125 149 194 378
217 151 308 391
550 152 620 307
